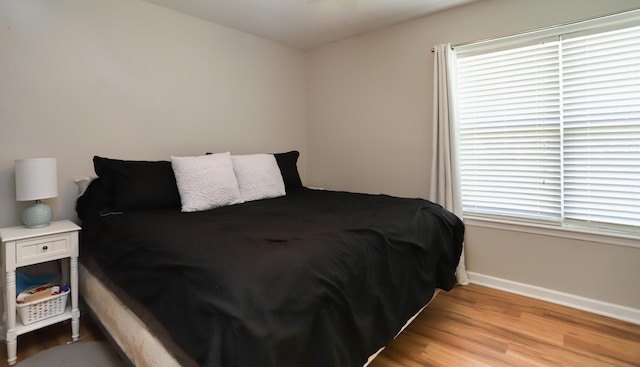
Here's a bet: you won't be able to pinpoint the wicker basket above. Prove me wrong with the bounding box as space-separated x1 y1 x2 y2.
16 290 70 325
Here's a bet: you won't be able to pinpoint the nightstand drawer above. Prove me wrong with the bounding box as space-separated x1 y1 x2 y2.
15 234 71 265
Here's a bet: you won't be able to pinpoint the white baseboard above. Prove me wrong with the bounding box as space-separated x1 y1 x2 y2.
467 271 640 325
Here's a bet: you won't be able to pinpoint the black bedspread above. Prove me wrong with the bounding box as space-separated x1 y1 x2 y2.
79 188 464 367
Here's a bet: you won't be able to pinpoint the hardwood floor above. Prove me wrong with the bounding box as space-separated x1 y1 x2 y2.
1 284 638 366
0 313 108 364
370 284 640 367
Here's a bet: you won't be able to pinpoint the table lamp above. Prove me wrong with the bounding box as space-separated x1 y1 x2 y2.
15 158 58 228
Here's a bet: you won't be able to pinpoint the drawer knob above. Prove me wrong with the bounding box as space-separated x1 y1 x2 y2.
42 245 48 251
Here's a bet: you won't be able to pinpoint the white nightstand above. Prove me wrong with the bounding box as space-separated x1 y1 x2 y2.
0 220 81 365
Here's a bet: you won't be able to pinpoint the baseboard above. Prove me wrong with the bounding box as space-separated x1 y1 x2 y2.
467 271 640 325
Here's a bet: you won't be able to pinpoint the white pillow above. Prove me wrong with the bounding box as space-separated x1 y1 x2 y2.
232 154 285 202
74 177 96 197
171 153 243 212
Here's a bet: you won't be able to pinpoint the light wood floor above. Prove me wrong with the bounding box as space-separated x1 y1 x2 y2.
1 284 638 366
0 315 108 365
371 284 640 367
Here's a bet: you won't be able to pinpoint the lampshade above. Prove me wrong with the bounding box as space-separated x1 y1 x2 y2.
15 158 58 228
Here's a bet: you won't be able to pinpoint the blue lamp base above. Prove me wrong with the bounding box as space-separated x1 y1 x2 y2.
22 200 53 229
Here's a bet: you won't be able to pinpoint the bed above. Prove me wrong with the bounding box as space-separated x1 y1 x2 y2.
75 151 464 367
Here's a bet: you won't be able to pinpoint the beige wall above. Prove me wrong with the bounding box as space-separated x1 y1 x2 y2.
306 0 640 310
0 0 306 228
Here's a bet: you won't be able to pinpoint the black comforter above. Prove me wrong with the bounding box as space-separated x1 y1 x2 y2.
79 188 464 367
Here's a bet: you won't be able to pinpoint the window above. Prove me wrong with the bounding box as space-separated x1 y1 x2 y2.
455 16 640 235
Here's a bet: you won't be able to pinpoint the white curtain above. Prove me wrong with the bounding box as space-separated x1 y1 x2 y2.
430 43 469 285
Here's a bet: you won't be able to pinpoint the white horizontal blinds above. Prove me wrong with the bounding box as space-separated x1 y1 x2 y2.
562 25 640 229
457 43 562 221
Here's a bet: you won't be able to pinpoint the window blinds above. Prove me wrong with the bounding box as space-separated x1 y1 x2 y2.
562 25 640 229
457 43 562 222
456 24 640 231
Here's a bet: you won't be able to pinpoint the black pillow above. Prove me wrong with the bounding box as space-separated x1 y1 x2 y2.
93 156 181 212
274 151 303 193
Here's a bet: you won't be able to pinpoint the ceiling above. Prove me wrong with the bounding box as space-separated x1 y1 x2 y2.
141 0 478 50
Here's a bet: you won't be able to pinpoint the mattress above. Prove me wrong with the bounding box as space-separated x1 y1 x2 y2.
78 187 464 367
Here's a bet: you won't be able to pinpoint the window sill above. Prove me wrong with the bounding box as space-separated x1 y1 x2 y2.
463 216 640 250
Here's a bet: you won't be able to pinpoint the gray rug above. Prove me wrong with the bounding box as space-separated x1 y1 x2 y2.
16 341 125 367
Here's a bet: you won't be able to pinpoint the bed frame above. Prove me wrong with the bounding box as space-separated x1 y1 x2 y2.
79 262 438 367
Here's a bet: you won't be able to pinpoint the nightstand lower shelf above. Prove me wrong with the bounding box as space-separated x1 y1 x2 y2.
14 303 75 336
0 303 75 338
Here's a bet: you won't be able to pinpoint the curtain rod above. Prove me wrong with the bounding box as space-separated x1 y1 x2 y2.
430 7 640 52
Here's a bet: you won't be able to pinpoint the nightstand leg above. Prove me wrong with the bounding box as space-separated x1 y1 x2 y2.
70 256 80 340
5 270 17 365
6 338 16 366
